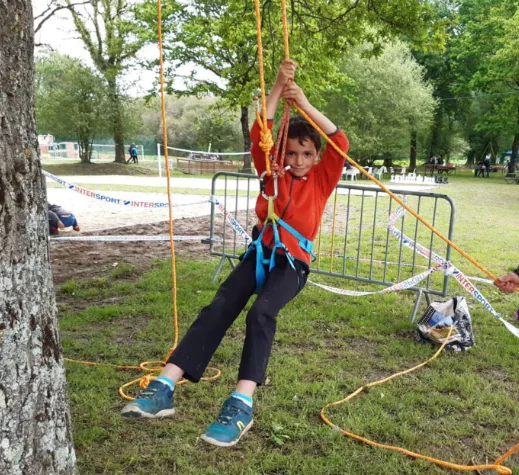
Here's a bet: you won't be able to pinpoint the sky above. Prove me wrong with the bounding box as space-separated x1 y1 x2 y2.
32 0 194 97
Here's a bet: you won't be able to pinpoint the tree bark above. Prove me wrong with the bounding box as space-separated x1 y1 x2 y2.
0 1 77 474
240 106 252 173
409 130 417 170
108 79 125 163
78 137 92 164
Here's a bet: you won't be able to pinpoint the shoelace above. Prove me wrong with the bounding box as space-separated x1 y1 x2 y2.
217 405 240 425
139 387 158 399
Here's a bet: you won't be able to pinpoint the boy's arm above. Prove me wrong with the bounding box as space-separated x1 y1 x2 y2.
251 60 297 175
265 59 297 119
281 81 349 195
280 82 337 135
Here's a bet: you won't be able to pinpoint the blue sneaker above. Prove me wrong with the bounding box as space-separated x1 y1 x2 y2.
201 397 253 447
121 380 175 419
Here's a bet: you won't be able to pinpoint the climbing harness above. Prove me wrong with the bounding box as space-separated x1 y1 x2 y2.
243 178 315 293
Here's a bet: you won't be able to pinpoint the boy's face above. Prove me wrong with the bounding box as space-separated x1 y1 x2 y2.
285 137 319 177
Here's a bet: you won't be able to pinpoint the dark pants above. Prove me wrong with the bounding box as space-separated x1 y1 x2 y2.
168 251 308 384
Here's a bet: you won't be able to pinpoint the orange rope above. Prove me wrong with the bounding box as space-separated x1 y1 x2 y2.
253 0 273 176
495 443 519 466
157 0 179 353
276 0 500 283
64 0 223 401
320 329 513 474
294 104 500 283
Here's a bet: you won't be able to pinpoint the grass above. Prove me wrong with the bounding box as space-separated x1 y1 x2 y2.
42 160 162 176
58 168 519 474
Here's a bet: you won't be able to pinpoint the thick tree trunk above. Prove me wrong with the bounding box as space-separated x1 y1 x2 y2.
108 80 125 163
0 2 77 474
409 130 417 170
78 137 92 164
240 106 252 173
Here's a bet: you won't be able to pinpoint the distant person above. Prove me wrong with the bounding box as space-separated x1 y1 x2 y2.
437 155 444 166
494 267 519 293
48 209 65 236
48 203 80 233
474 160 485 177
127 144 138 164
484 154 491 178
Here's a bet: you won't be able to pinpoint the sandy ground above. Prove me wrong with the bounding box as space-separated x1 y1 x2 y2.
46 175 439 232
46 188 256 232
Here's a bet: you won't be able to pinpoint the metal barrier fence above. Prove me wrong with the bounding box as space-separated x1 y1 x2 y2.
209 172 455 319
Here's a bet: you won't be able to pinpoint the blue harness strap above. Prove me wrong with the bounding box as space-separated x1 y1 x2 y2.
243 197 313 293
277 218 316 260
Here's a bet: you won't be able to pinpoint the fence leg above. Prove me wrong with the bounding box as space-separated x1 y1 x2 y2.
410 288 426 322
212 256 227 284
211 256 236 283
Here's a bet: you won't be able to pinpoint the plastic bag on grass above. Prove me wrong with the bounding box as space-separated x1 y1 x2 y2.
417 296 474 352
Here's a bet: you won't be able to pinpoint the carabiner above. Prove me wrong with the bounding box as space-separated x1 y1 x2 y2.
259 170 278 200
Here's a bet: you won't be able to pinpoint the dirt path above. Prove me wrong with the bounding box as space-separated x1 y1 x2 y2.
49 218 214 286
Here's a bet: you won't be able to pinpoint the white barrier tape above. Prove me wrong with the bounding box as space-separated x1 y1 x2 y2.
389 206 519 338
50 234 219 242
43 170 209 208
310 263 443 297
210 195 252 243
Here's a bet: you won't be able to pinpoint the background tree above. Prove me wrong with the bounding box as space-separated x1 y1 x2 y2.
137 0 446 171
65 0 147 163
411 0 461 162
0 1 76 474
451 0 519 171
326 41 437 166
140 96 243 154
36 54 110 163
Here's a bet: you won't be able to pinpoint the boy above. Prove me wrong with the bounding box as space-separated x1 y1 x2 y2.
121 60 349 447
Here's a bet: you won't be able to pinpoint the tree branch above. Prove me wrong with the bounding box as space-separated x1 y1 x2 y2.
34 0 90 34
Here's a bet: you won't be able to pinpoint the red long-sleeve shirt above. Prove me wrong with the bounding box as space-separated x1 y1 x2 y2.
250 119 349 264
